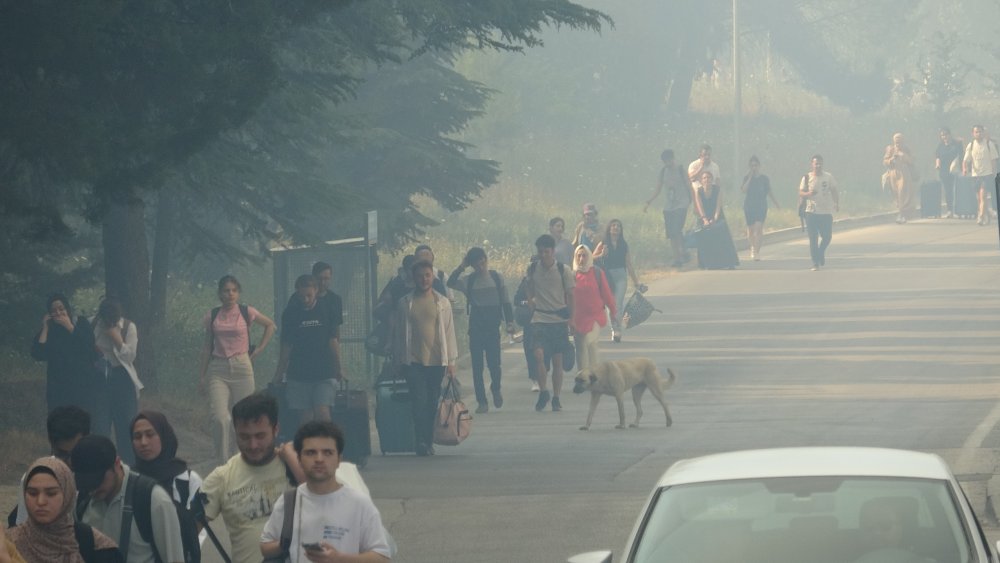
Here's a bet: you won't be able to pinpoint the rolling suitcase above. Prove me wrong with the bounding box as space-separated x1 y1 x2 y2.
954 176 977 218
920 181 941 217
695 220 740 270
375 372 416 455
330 381 372 467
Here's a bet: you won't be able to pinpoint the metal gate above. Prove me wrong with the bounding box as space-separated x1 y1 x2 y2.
270 213 378 378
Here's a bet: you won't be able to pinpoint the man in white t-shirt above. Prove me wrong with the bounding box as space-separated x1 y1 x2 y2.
261 421 391 562
962 124 1000 225
688 144 721 192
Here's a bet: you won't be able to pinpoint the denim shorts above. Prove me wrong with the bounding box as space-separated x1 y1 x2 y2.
530 322 569 357
286 379 336 409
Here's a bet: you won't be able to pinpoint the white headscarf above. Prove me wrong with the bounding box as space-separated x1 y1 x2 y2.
573 244 594 273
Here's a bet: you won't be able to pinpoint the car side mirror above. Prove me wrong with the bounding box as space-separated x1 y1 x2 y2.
568 551 612 563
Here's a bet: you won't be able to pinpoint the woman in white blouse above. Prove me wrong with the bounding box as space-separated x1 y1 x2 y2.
93 296 143 464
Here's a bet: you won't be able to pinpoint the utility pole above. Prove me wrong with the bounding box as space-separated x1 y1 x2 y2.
732 0 741 187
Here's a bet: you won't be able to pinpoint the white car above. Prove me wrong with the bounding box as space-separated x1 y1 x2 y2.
569 447 995 563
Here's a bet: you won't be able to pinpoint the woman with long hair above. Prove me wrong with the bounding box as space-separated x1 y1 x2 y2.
31 293 103 427
571 245 616 371
197 275 276 462
740 156 780 261
131 411 203 510
693 170 740 270
92 297 142 464
593 219 643 343
8 457 122 563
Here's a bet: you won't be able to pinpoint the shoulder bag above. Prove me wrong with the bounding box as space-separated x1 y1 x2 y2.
433 378 472 446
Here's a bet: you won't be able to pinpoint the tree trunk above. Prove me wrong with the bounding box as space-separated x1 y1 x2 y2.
102 197 156 389
150 191 175 328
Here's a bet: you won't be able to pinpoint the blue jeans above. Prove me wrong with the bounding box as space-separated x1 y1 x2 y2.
468 324 501 404
108 367 137 465
607 267 628 330
805 213 833 266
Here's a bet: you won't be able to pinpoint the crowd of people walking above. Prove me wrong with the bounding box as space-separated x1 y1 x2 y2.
11 129 1000 562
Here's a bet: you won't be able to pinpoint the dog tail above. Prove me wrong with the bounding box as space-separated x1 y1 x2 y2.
663 368 677 389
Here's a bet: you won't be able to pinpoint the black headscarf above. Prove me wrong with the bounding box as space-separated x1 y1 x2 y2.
131 410 188 490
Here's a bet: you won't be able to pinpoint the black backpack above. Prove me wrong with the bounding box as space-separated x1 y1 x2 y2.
78 472 201 563
75 521 126 563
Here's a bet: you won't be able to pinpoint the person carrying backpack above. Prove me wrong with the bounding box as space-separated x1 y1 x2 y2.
447 247 516 414
197 275 276 464
72 435 190 563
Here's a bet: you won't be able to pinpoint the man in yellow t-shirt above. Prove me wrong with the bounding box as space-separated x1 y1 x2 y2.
200 393 301 563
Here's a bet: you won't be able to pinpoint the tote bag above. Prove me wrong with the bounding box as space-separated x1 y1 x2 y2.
433 378 472 446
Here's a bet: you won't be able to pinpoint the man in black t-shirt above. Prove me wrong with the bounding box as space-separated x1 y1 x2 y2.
274 274 343 424
935 127 964 218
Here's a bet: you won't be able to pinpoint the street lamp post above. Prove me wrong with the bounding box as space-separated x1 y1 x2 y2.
733 0 741 186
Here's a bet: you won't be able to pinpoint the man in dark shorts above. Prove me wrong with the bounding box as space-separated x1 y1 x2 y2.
274 274 342 425
526 234 575 412
645 149 693 267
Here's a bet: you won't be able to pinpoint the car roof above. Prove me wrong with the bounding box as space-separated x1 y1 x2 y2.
658 447 953 487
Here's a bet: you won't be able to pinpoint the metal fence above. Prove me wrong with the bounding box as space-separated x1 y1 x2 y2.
270 234 378 380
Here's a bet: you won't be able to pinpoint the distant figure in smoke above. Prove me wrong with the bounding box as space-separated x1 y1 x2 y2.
740 155 779 261
962 124 999 226
883 133 918 223
644 149 693 268
934 127 964 219
688 144 721 193
799 155 840 271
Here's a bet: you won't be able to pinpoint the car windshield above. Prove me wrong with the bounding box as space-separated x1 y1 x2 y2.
630 476 976 563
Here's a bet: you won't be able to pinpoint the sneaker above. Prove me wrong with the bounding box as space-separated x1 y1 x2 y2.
551 396 562 412
492 390 503 409
475 402 489 414
749 250 756 261
531 381 540 392
811 264 820 271
944 210 954 218
535 389 551 412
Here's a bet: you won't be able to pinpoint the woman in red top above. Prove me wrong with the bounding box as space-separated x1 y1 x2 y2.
571 245 616 373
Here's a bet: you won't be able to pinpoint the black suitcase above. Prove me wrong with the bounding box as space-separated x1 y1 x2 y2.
920 181 941 217
375 376 416 454
695 220 740 270
331 381 372 467
954 176 977 218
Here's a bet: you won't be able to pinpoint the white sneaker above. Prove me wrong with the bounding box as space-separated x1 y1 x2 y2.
531 381 540 392
944 210 954 219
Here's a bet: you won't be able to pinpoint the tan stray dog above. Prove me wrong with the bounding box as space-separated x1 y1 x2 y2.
572 358 676 430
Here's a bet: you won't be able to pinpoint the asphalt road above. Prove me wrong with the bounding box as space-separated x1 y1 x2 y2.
195 216 1000 563
360 217 1000 563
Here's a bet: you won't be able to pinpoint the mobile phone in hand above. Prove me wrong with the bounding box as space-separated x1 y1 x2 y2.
302 542 322 552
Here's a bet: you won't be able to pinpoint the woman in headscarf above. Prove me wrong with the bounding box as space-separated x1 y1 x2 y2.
571 245 617 372
130 410 203 509
883 132 919 223
8 457 121 563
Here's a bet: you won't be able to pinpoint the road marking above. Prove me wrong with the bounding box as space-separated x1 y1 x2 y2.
958 400 1000 468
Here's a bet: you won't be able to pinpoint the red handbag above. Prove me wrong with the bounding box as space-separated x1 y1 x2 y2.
433 378 472 446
